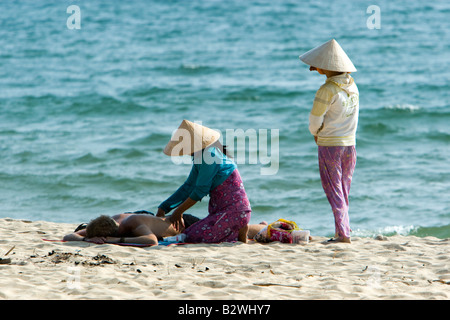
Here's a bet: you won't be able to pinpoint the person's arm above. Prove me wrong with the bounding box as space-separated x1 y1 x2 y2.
105 234 158 245
169 197 197 231
63 229 86 241
157 165 197 216
309 86 332 138
156 207 166 217
189 151 220 202
63 230 109 244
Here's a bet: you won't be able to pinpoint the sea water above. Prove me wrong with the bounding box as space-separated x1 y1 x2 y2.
0 0 449 238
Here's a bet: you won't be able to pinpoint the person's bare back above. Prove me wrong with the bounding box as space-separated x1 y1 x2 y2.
117 214 179 240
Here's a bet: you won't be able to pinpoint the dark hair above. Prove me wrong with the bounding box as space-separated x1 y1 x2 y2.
86 215 119 238
212 141 232 158
223 145 231 158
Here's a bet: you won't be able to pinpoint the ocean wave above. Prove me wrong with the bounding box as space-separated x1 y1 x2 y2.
250 204 279 214
409 224 450 239
105 147 148 159
67 94 149 116
73 153 103 165
424 130 450 142
120 86 171 98
149 64 227 76
368 104 450 119
361 105 450 136
352 224 450 239
383 104 421 112
360 122 398 135
178 64 225 75
127 132 169 146
352 225 416 238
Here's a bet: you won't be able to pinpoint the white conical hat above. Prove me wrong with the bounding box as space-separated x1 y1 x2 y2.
299 39 357 72
164 120 220 156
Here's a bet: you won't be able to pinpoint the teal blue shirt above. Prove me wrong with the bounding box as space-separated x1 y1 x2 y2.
158 147 236 213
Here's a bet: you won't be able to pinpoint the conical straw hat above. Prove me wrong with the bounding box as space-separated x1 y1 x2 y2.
163 120 221 156
299 39 356 72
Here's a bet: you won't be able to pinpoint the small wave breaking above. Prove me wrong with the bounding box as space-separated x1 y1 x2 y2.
352 224 450 239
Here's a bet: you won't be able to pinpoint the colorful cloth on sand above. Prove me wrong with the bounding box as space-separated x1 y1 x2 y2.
254 219 300 243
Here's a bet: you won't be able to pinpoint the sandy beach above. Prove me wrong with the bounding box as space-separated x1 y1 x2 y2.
0 217 448 300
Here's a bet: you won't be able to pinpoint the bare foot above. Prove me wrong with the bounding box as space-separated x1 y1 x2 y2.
339 237 351 243
326 237 351 244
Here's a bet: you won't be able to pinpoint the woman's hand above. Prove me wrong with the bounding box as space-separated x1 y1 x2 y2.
169 211 185 232
168 197 196 231
156 207 166 217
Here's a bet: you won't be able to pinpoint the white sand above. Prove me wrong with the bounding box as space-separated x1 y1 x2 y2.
0 218 448 300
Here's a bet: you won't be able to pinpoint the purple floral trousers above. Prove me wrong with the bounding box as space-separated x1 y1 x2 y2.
184 169 251 243
318 146 356 239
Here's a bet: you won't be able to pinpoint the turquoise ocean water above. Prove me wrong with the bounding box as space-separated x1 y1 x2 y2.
1 0 449 238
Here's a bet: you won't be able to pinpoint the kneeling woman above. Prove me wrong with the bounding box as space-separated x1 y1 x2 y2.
156 120 251 243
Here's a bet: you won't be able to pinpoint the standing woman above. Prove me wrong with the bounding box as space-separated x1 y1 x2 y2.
156 120 251 243
299 39 359 243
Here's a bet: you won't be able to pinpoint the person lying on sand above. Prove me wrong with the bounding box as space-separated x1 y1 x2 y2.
63 212 200 245
64 211 269 246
